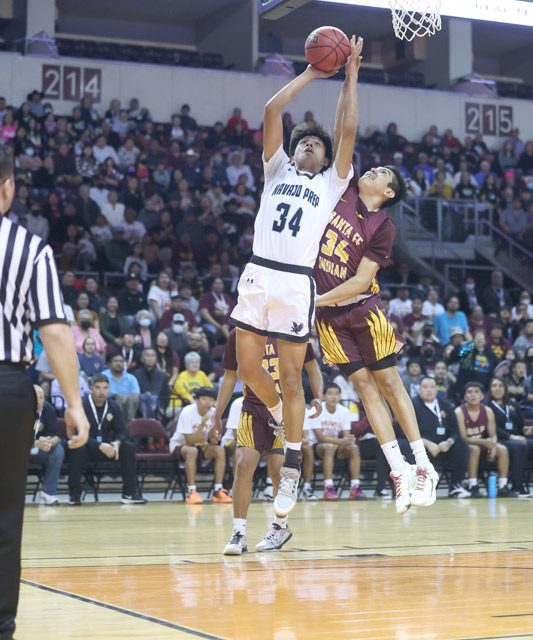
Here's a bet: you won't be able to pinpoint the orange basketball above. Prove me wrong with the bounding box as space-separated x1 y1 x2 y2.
305 26 351 73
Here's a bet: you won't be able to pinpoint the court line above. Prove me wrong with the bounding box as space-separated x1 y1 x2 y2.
492 613 533 618
21 579 227 640
459 634 533 640
22 539 533 561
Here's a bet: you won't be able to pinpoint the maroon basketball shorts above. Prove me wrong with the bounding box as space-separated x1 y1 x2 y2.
236 402 284 454
315 295 404 368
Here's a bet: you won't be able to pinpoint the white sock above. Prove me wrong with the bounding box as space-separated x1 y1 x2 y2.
381 440 405 475
214 483 223 491
351 479 360 488
273 515 287 529
233 518 246 535
410 439 430 468
188 485 197 492
498 477 508 489
286 441 302 451
324 479 333 487
303 482 312 490
468 478 478 488
265 477 273 486
267 400 283 425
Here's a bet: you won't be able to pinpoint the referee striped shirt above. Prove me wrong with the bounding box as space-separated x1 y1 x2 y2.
0 215 66 363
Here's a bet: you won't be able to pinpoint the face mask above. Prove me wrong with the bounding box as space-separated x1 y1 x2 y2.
80 320 91 330
172 324 184 334
520 298 530 305
25 147 34 156
139 318 151 328
465 283 475 290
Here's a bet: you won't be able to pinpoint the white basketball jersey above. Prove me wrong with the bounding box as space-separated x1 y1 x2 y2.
253 146 353 269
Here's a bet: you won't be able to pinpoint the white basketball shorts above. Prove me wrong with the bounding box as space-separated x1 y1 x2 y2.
230 256 316 343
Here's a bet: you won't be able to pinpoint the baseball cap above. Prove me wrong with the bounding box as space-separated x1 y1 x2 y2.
450 327 465 337
193 386 217 400
172 313 185 323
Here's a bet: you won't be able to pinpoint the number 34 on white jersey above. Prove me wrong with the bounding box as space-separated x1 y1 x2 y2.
252 146 353 269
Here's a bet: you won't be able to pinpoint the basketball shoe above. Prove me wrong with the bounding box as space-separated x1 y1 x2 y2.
255 524 293 551
223 531 247 555
390 464 416 514
212 488 232 503
273 466 300 517
410 464 439 507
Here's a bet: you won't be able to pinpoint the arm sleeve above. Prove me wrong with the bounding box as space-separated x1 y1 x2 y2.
364 219 397 267
226 397 243 431
129 374 141 394
111 402 127 442
263 145 289 183
27 245 68 327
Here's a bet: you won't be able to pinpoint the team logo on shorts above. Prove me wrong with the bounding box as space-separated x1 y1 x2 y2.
291 321 304 334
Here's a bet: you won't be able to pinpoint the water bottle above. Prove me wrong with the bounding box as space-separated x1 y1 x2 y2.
487 473 497 498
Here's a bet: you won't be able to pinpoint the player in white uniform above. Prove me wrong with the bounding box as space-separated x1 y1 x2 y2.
227 36 363 518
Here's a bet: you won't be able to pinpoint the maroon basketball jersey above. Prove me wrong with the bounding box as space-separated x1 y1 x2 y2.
461 404 489 439
223 329 315 409
313 171 397 297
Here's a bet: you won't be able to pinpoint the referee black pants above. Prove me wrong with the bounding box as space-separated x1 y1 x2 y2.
0 365 36 638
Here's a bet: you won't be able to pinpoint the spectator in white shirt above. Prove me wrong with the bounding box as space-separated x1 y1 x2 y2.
512 290 533 320
422 288 445 319
148 271 177 320
123 208 147 245
101 190 125 227
117 138 140 170
24 205 49 241
90 213 112 249
89 177 110 209
168 387 231 504
92 135 119 166
389 286 413 319
226 152 254 189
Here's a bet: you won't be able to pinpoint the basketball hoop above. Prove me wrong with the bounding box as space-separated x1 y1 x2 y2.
389 0 442 41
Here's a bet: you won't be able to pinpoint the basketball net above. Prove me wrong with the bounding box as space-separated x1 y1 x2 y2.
389 0 442 41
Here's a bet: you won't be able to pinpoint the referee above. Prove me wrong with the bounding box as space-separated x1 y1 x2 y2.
0 146 89 640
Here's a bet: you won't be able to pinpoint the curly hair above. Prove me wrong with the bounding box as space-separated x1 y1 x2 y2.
289 122 333 167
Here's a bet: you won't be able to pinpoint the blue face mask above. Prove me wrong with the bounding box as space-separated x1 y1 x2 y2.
139 318 151 328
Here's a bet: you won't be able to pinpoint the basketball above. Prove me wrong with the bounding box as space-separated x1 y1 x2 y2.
305 26 351 73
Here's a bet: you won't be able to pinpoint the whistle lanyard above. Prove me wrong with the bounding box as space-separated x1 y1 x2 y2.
89 395 108 433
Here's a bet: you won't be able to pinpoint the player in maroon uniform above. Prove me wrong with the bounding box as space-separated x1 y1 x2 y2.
314 166 440 513
455 382 515 497
213 329 323 555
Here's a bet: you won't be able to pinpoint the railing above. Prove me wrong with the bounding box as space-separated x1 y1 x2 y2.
393 200 467 294
474 216 533 265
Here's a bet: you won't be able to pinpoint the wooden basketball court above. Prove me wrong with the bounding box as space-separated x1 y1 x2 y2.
19 499 533 639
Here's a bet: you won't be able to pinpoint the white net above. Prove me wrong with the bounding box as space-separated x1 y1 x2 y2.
389 0 442 41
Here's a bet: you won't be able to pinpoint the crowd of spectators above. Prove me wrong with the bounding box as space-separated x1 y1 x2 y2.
2 88 531 502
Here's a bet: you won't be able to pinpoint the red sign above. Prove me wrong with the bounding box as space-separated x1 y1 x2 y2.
465 102 513 136
42 64 102 103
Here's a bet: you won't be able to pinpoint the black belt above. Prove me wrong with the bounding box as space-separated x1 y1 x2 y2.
0 361 27 371
250 255 313 276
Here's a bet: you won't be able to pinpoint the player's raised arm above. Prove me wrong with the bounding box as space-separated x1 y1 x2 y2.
316 256 379 307
334 36 363 178
263 66 338 161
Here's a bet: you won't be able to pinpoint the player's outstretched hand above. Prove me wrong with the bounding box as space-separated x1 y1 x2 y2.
65 405 90 449
345 35 363 79
305 64 341 80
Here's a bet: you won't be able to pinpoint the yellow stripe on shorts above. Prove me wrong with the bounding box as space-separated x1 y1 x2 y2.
237 411 255 449
366 308 396 361
316 319 350 365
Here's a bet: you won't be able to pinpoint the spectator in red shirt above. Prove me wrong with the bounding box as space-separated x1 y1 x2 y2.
199 278 235 342
158 293 197 331
226 107 249 135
